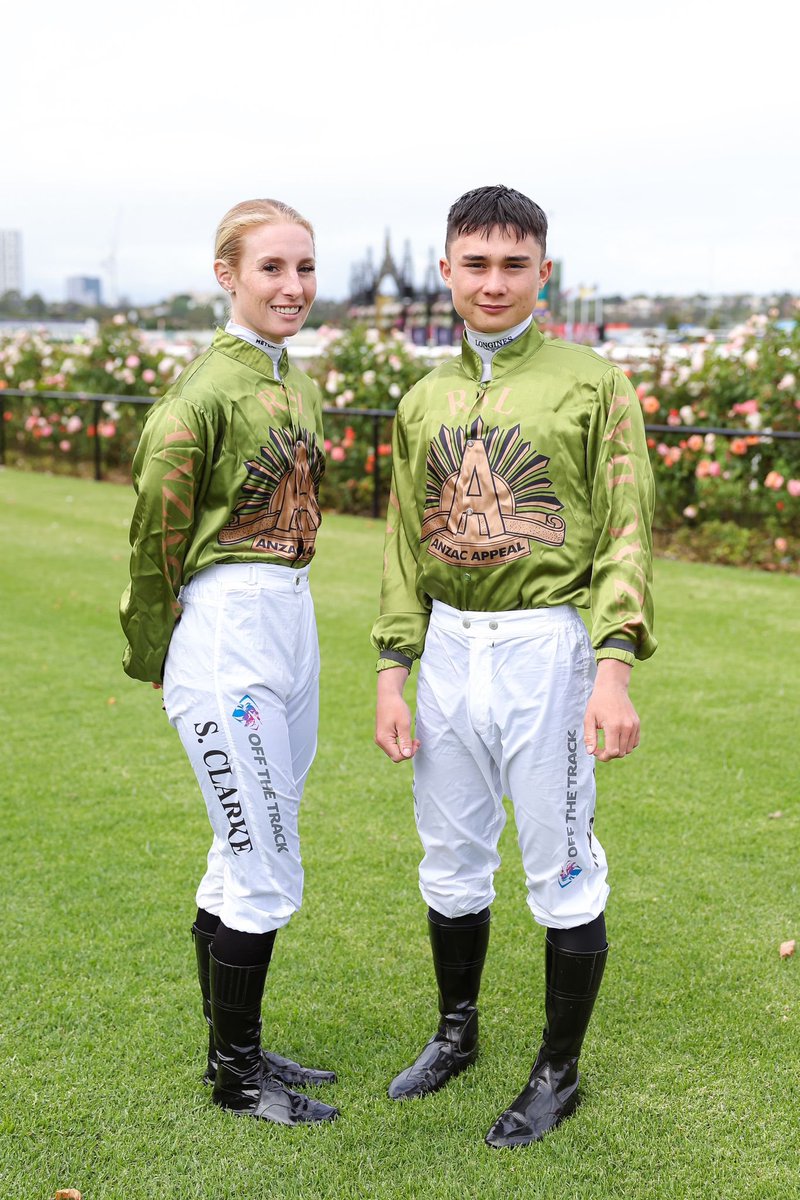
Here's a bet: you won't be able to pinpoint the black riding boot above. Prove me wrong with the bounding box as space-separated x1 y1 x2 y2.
388 910 490 1101
485 937 608 1147
192 925 336 1088
209 951 338 1124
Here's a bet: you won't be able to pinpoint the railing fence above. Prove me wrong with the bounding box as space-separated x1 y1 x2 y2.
1 388 798 520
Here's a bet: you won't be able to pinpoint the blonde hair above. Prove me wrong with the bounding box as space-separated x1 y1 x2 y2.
214 199 315 271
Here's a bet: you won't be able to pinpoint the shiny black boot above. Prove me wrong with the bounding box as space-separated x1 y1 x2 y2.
193 925 336 1088
388 910 490 1101
209 952 338 1124
485 938 608 1148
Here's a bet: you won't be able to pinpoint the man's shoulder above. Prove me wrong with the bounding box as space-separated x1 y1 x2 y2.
537 338 619 384
398 355 466 410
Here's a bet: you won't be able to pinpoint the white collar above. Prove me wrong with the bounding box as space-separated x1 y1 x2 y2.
225 320 285 379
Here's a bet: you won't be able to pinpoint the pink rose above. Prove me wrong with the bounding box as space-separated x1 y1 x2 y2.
125 355 141 368
764 471 784 490
787 479 800 497
330 446 346 462
59 439 71 452
774 537 788 553
142 369 156 384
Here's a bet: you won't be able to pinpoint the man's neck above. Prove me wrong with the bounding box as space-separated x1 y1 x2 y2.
465 315 533 381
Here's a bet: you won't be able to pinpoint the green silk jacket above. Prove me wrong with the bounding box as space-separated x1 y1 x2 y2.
120 330 325 683
371 323 656 669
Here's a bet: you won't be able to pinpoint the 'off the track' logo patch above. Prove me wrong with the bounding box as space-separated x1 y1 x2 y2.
558 861 583 889
232 694 261 730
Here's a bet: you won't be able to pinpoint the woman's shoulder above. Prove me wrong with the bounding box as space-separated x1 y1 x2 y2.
162 344 240 412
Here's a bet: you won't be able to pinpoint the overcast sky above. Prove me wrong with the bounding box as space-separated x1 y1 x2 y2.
3 0 797 304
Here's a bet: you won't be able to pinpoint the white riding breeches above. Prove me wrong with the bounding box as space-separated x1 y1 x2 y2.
162 562 319 934
413 601 609 928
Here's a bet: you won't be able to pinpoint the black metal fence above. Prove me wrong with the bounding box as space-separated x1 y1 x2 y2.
1 388 799 520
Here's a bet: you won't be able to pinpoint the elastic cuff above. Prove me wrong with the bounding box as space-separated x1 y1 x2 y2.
595 648 636 667
376 649 413 671
600 637 635 654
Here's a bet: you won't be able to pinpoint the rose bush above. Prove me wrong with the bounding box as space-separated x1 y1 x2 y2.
2 314 797 570
626 315 800 570
308 324 431 513
0 318 195 476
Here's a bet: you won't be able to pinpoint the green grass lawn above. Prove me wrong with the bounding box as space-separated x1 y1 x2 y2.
0 466 797 1200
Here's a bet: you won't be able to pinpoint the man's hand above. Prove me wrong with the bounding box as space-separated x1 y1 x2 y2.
583 658 640 761
375 667 421 763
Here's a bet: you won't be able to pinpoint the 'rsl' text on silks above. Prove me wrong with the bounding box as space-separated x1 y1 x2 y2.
194 721 253 855
246 731 290 853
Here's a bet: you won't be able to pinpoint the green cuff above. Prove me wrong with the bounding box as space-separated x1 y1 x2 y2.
595 648 636 667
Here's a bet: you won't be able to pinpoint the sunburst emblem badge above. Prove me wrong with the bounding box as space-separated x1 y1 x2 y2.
219 428 323 561
421 417 566 565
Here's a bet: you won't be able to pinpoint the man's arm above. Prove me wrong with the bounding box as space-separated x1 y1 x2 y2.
587 367 657 667
583 368 656 758
370 402 430 761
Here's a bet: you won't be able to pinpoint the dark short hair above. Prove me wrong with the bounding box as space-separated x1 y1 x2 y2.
445 185 548 256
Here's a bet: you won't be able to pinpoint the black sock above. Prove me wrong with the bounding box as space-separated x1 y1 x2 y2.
547 913 607 953
212 921 276 968
194 907 221 936
428 907 490 928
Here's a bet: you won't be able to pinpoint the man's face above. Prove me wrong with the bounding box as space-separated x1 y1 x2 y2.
440 227 552 334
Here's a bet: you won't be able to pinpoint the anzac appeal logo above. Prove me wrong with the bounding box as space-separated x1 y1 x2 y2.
421 417 566 566
219 428 323 562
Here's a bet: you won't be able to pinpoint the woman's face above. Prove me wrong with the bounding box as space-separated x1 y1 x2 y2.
216 222 316 343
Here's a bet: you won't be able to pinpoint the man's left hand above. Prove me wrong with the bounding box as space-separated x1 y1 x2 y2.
583 658 640 761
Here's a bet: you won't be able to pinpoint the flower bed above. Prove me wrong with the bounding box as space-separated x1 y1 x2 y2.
621 315 799 570
0 317 196 477
307 324 431 513
2 316 798 570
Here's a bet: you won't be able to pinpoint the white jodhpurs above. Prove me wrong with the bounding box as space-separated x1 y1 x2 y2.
413 600 609 929
162 562 319 934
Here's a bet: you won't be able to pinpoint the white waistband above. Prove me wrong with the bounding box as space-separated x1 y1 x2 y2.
430 598 580 638
183 561 311 599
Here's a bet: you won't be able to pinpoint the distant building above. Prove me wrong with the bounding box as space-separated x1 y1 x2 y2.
349 232 458 345
67 275 103 307
0 230 23 295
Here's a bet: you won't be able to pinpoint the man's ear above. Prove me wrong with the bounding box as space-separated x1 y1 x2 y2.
539 258 553 288
439 256 452 290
